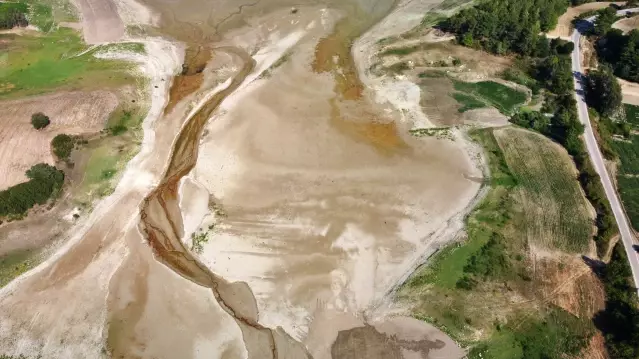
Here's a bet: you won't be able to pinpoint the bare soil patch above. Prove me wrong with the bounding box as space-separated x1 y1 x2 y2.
619 77 639 105
613 15 639 34
72 0 124 44
0 90 117 189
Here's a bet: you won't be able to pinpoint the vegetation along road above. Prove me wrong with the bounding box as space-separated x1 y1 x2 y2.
572 8 639 295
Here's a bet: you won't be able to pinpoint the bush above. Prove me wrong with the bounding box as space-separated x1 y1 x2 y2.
585 66 622 118
0 2 28 29
0 163 64 218
51 134 74 161
30 112 50 130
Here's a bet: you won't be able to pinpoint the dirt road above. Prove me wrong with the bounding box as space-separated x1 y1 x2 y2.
72 0 124 43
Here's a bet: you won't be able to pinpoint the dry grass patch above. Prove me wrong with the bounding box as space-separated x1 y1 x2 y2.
495 128 593 253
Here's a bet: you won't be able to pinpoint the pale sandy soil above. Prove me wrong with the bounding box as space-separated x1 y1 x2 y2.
71 0 124 43
613 15 639 33
619 77 639 105
184 1 477 358
547 2 624 39
0 0 479 358
0 91 117 189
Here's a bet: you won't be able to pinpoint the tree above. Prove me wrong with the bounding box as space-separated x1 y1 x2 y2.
585 67 623 117
30 112 50 130
51 134 75 161
594 7 618 36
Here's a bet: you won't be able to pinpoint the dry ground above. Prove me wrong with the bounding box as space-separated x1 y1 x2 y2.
0 91 117 189
619 77 639 105
0 0 479 358
547 2 624 39
613 15 639 33
72 0 124 43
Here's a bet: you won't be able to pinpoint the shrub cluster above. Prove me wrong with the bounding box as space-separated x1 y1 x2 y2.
51 134 75 161
0 2 28 30
0 163 64 218
440 0 570 56
31 112 50 130
598 29 639 83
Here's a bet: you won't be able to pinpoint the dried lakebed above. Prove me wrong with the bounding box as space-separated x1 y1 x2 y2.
0 0 480 358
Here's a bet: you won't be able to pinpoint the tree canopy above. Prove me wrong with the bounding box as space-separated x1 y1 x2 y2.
585 66 623 117
598 29 639 83
440 0 571 56
0 2 27 30
31 112 50 130
51 134 74 161
0 164 64 218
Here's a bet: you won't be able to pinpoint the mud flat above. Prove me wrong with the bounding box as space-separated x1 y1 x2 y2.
182 0 480 358
0 0 480 358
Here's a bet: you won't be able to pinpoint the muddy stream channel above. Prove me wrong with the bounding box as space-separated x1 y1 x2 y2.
133 0 476 357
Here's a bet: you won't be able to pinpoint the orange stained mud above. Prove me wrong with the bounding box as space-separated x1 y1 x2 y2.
310 5 408 154
329 100 408 154
164 45 212 114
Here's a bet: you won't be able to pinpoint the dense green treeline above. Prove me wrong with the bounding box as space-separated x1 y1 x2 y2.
0 2 28 29
596 244 639 359
598 29 639 83
440 0 570 55
0 164 64 219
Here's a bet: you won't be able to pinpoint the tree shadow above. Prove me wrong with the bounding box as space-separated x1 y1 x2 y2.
573 19 594 36
582 255 606 276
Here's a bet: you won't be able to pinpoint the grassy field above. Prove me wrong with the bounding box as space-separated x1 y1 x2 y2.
451 80 527 115
624 104 639 127
452 92 487 112
0 28 134 99
611 108 639 229
398 127 595 357
0 249 39 288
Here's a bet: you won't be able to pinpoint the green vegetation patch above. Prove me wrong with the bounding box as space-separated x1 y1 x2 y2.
617 175 639 230
452 81 527 115
0 249 38 288
399 128 594 354
452 92 486 112
624 104 639 128
51 133 75 160
0 163 64 219
0 28 133 98
0 2 28 29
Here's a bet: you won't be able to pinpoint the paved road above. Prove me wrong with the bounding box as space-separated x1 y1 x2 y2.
571 10 639 294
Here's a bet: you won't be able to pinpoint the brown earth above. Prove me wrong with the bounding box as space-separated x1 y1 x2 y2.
164 45 212 114
613 15 639 33
72 0 125 43
619 77 639 105
0 90 117 189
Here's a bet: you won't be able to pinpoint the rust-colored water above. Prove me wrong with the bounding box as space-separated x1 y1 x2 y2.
311 4 407 154
164 45 212 114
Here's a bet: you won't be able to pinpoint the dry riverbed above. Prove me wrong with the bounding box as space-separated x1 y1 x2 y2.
0 0 487 358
